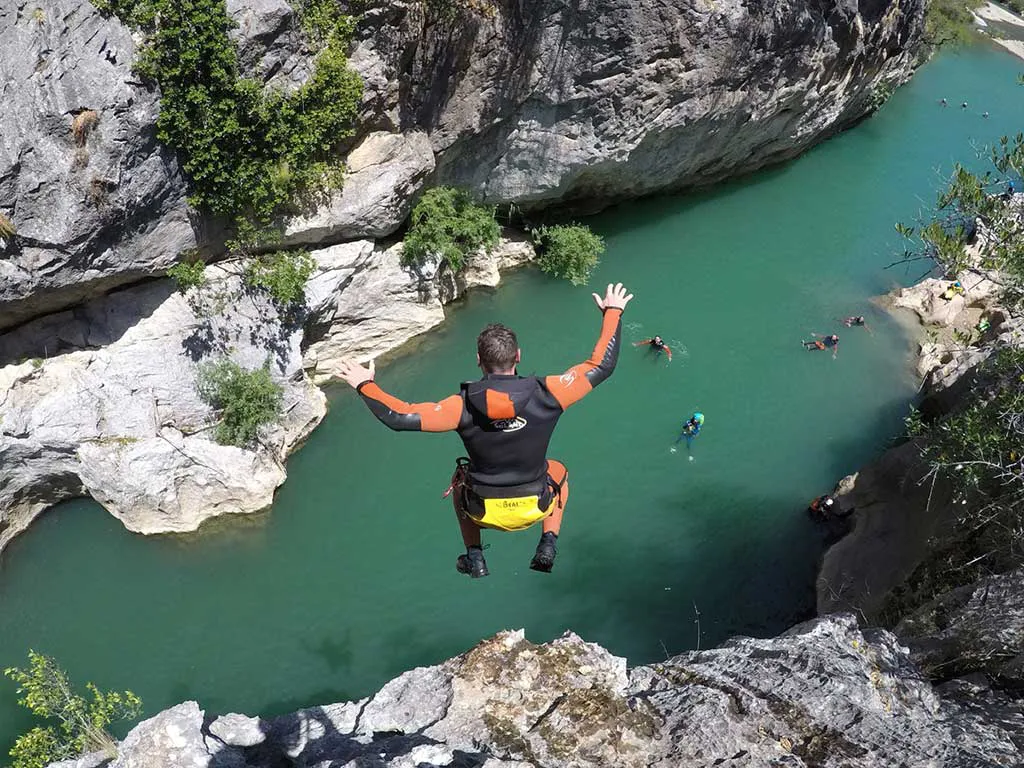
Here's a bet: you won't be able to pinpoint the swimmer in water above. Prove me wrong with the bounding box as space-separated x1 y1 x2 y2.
634 335 673 362
802 333 839 359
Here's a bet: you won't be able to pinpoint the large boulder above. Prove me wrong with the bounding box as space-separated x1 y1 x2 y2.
66 617 1024 768
303 233 535 384
351 0 925 208
0 264 325 552
282 131 436 245
0 0 200 330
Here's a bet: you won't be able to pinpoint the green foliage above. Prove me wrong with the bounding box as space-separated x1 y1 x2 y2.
897 135 1024 312
923 0 983 48
530 224 605 286
869 81 895 112
91 0 362 241
4 651 142 768
198 359 283 446
0 212 16 240
167 260 208 294
889 349 1024 619
243 250 314 306
402 187 500 272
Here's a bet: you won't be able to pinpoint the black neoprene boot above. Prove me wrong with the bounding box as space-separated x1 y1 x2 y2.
530 532 558 573
456 546 489 578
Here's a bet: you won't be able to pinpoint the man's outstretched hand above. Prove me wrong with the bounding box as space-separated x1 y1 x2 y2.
337 357 375 389
592 282 634 312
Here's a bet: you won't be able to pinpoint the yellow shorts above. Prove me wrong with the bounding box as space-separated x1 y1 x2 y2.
469 496 551 532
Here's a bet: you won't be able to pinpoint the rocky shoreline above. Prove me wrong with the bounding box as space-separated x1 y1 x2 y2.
50 615 1024 768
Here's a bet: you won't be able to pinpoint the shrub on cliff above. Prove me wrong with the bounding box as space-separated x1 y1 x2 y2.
91 0 362 245
402 187 500 272
198 359 283 446
0 212 16 241
244 250 314 306
531 224 605 286
4 651 142 768
924 0 983 47
167 260 208 294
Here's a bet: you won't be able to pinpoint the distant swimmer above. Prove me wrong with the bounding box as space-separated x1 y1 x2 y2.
983 111 990 118
808 494 836 519
841 315 873 334
802 333 839 358
671 412 704 459
962 101 968 109
940 98 948 107
634 335 673 362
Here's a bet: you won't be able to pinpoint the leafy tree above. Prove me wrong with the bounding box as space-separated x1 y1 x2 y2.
243 250 314 306
91 0 362 244
198 359 283 446
167 260 208 293
923 0 983 48
4 651 142 768
402 187 500 272
531 224 605 286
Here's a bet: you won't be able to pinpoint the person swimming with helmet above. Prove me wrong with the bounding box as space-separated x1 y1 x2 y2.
634 335 672 362
802 334 839 359
671 411 704 459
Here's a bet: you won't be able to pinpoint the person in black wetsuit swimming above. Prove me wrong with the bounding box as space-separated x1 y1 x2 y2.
634 335 672 362
335 282 634 578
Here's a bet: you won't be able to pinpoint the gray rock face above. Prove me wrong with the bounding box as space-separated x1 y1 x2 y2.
282 131 435 246
897 568 1024 686
0 0 200 330
226 0 314 90
353 0 925 208
58 617 1023 768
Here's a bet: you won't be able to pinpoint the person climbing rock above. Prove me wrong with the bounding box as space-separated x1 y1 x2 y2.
808 494 836 519
802 334 839 358
671 412 704 459
940 280 965 301
634 335 672 362
334 282 634 578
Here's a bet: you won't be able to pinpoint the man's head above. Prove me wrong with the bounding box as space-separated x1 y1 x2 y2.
857 316 865 324
477 324 520 374
653 336 663 345
831 334 839 342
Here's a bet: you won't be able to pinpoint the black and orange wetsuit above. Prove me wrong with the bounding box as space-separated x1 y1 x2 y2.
355 308 623 529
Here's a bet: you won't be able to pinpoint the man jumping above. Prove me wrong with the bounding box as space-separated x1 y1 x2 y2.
335 282 634 578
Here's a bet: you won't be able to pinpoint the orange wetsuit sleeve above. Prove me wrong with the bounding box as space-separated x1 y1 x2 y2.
544 308 623 410
356 381 463 432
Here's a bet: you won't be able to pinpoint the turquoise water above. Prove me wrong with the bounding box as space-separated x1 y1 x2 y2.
2 45 1024 749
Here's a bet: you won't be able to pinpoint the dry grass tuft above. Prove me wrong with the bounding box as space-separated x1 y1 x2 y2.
72 109 99 146
72 147 90 171
0 213 16 240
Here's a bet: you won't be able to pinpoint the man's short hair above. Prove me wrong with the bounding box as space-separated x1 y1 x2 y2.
477 324 518 373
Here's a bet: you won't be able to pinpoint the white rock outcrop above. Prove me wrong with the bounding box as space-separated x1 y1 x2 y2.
283 131 436 245
0 236 534 553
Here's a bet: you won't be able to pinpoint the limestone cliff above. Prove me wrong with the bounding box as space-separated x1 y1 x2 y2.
0 0 925 328
47 616 1024 768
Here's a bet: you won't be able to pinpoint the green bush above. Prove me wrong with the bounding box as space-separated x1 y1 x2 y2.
198 359 283 446
531 224 605 286
244 250 314 306
402 187 500 272
92 0 362 241
167 260 208 293
4 651 142 768
923 0 983 47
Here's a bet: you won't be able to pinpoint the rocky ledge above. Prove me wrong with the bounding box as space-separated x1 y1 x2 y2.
0 235 533 554
52 615 1023 768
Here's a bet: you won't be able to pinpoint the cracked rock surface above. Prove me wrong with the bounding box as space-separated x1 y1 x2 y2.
58 616 1022 768
0 0 201 330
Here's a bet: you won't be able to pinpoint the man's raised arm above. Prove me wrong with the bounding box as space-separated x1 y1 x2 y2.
544 282 633 410
336 359 463 432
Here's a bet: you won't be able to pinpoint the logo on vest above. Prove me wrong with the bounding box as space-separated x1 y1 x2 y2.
492 416 528 432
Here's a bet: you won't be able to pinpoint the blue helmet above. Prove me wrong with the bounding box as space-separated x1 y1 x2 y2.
693 412 705 425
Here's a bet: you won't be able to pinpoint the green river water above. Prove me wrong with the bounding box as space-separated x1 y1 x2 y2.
2 45 1024 748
